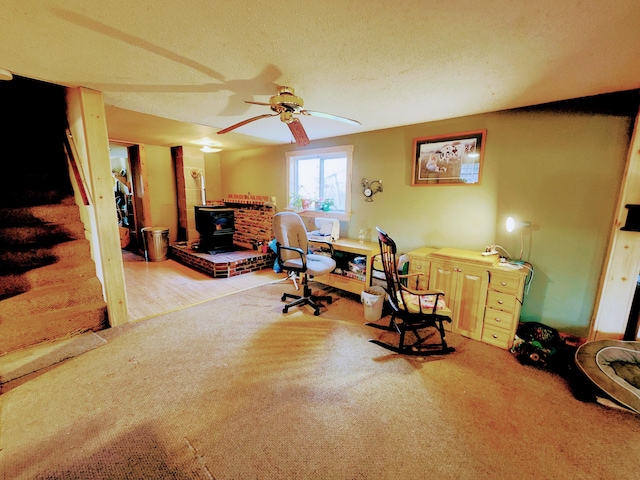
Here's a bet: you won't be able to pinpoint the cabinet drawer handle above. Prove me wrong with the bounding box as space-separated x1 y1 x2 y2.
493 334 499 339
501 282 507 286
498 300 504 304
495 317 501 322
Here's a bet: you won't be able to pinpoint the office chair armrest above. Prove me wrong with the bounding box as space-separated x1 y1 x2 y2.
308 239 334 257
278 244 307 270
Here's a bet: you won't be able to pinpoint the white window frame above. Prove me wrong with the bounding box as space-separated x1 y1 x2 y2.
285 145 353 222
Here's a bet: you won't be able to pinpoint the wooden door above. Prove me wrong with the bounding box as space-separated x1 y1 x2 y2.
430 260 456 331
454 265 489 341
409 256 431 290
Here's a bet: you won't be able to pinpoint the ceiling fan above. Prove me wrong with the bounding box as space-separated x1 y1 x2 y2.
217 86 361 146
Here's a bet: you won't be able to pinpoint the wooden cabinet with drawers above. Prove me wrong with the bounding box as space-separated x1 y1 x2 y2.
407 247 528 349
428 249 494 342
406 247 437 289
482 268 527 349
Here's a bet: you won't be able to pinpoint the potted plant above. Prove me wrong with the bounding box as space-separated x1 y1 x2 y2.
289 193 304 210
290 193 317 211
319 198 334 211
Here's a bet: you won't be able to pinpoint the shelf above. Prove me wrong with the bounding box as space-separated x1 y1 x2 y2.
311 238 378 295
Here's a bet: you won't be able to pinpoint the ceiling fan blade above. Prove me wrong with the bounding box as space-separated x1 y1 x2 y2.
245 101 272 107
217 113 278 134
301 109 361 126
287 118 310 146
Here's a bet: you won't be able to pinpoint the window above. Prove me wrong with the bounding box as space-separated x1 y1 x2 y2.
286 145 353 220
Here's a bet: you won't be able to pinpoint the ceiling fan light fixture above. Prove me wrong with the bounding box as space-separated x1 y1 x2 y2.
280 111 294 123
200 145 222 153
271 87 304 109
217 85 361 146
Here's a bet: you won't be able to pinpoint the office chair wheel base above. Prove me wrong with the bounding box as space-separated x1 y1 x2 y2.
313 309 320 316
283 307 289 314
281 294 287 301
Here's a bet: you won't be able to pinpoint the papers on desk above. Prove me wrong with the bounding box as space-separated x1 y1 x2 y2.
499 261 524 270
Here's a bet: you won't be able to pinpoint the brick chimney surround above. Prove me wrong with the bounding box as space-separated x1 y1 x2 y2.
170 194 277 278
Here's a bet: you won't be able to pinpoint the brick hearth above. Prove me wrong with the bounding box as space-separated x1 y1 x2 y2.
171 243 275 278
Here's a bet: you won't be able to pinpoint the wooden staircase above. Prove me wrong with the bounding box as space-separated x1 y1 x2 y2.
0 75 108 356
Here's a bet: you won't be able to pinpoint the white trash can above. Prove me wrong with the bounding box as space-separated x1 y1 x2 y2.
361 286 386 321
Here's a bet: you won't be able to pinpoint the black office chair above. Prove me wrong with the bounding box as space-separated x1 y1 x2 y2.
273 212 337 316
367 227 454 355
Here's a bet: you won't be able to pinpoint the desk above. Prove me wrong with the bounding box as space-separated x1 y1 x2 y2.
313 238 379 295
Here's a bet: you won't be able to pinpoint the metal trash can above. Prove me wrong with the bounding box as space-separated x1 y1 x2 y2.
361 286 386 322
141 226 169 261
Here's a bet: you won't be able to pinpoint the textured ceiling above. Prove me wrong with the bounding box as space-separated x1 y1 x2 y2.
1 1 639 151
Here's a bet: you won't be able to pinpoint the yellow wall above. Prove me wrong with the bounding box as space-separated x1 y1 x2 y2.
220 100 635 336
204 152 222 202
139 145 213 246
180 146 205 244
145 145 179 243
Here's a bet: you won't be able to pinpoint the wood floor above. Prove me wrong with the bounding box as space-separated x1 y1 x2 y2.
122 251 287 321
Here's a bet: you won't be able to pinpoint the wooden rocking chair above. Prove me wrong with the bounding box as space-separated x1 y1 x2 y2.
367 227 455 356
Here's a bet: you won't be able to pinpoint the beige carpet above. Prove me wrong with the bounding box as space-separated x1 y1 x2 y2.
0 332 106 384
1 282 639 479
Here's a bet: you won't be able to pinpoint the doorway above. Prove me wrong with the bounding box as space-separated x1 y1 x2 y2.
109 142 150 255
109 142 134 250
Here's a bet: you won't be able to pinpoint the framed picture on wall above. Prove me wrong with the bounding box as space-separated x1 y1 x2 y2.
411 130 486 186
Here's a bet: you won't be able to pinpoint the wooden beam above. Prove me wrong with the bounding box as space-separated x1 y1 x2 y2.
67 87 129 326
590 108 640 340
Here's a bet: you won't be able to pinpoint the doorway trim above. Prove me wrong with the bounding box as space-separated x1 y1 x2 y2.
590 107 640 340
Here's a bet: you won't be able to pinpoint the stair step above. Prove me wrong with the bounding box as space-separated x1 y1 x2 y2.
0 238 92 275
0 189 73 208
0 250 57 276
0 198 79 227
0 200 85 250
0 277 105 319
51 238 93 258
0 301 108 355
0 221 85 250
0 258 98 299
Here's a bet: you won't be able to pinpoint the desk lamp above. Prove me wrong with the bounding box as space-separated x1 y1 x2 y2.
506 216 531 263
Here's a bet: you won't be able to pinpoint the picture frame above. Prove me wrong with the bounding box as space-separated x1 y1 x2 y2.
411 130 486 186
